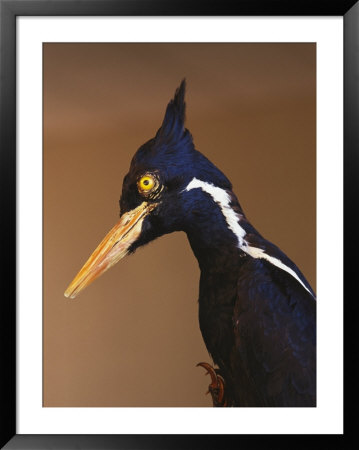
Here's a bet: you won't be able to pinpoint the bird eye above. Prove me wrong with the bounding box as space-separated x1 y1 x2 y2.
137 174 156 193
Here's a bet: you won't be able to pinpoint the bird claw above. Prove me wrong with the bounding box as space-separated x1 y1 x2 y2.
197 362 228 407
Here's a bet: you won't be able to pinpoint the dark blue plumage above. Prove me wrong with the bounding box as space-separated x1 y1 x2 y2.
67 80 316 406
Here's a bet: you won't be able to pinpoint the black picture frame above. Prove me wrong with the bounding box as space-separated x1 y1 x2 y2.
1 1 357 448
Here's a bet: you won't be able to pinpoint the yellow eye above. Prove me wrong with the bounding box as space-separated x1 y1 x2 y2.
137 174 155 193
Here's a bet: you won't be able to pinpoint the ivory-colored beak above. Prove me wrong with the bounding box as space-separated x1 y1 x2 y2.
64 201 157 299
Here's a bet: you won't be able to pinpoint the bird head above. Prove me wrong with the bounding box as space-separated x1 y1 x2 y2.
64 80 234 299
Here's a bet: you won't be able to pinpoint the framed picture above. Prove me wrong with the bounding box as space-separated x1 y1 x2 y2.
1 1 356 448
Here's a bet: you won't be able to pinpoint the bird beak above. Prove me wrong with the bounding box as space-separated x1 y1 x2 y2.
64 201 157 299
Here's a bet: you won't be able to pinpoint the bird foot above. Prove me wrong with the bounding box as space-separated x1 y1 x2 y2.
197 362 229 407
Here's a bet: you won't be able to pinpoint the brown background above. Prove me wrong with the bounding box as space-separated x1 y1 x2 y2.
43 43 316 407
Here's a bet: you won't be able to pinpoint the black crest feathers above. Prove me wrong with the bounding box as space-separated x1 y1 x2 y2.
157 79 187 145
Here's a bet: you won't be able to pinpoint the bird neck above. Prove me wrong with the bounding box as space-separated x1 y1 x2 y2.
182 185 248 275
184 206 246 276
187 231 244 275
183 186 315 300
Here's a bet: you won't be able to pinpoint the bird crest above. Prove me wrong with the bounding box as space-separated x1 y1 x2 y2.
155 79 192 151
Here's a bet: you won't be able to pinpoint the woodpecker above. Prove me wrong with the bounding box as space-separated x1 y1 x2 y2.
65 80 316 407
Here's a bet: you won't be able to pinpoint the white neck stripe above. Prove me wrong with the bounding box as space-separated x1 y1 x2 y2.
185 178 246 246
185 178 314 298
245 246 313 296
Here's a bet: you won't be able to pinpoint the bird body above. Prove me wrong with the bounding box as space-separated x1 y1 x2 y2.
184 177 316 407
65 80 316 407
